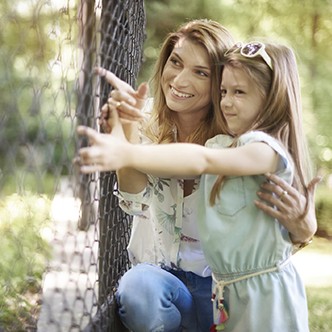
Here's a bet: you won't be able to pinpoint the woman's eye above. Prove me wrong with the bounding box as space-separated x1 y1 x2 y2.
170 57 180 66
197 70 209 77
220 89 226 97
235 89 244 94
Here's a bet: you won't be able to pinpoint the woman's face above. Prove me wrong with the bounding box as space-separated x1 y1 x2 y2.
161 37 212 118
220 66 264 135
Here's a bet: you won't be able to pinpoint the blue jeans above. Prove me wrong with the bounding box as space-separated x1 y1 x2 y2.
116 263 213 332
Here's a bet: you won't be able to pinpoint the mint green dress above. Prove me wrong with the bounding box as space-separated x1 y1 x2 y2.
198 131 309 331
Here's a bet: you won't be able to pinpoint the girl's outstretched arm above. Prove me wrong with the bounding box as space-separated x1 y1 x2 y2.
76 107 279 179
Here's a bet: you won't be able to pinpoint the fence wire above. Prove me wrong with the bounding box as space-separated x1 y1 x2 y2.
0 1 146 331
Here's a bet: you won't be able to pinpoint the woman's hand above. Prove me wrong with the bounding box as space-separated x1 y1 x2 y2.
95 67 148 134
255 173 322 244
94 68 149 193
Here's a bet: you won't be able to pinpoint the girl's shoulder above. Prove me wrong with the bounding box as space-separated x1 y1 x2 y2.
240 131 293 178
206 131 290 163
205 131 277 148
238 131 289 159
238 131 277 146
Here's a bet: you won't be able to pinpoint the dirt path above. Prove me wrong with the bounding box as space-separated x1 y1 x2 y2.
37 180 99 331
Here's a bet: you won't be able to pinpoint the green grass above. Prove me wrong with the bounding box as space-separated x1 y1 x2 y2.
316 186 332 239
0 171 57 197
306 237 332 331
307 286 332 332
0 193 52 331
306 236 332 254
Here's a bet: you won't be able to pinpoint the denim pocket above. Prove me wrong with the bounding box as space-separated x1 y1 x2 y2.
216 176 247 216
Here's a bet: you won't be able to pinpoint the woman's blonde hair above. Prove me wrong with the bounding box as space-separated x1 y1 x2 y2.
144 19 234 145
210 42 312 209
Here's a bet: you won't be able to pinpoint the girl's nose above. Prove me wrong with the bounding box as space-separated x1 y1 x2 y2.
221 94 233 107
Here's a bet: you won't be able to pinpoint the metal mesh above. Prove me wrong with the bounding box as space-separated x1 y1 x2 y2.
0 1 145 331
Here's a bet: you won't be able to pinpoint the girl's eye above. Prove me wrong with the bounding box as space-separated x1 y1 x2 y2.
235 89 244 94
220 89 226 98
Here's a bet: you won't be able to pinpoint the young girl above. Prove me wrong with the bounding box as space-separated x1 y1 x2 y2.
77 41 311 331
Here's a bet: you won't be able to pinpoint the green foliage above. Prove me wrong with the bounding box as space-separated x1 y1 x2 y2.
142 0 332 247
301 237 332 331
142 0 332 177
307 286 332 332
0 194 51 330
1 170 57 197
1 0 331 182
0 0 78 193
315 186 332 239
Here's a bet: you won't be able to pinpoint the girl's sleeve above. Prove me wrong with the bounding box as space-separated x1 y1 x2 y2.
240 131 294 183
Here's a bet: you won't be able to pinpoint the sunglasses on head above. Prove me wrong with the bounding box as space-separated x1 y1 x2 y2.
225 41 273 71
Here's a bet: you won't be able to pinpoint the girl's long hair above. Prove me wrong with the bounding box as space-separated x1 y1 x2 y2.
144 19 234 145
210 43 312 211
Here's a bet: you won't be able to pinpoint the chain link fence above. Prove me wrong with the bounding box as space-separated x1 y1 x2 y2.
0 0 146 331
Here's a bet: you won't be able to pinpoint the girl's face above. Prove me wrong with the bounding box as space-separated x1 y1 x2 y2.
220 66 264 135
161 38 212 117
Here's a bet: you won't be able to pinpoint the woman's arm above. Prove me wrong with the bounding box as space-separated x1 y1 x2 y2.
255 173 321 244
96 68 148 193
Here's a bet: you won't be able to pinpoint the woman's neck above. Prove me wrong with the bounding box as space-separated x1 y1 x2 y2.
174 112 205 142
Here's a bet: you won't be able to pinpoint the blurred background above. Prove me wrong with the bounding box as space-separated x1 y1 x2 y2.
0 0 331 331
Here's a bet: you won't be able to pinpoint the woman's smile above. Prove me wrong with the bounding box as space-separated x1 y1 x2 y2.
170 86 194 99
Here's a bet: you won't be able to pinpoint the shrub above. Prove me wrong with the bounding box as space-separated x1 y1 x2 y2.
315 186 332 239
0 193 51 331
